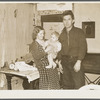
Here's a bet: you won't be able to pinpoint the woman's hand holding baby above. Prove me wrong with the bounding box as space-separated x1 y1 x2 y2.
58 60 63 74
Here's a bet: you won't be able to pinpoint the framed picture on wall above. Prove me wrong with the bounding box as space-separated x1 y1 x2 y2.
41 14 64 39
82 21 95 38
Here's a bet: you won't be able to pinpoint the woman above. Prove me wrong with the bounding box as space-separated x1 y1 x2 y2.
29 26 60 89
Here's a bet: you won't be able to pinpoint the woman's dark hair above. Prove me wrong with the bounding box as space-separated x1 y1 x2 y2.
62 10 74 20
32 26 44 40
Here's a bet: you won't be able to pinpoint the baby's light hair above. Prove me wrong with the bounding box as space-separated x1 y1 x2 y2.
51 31 60 38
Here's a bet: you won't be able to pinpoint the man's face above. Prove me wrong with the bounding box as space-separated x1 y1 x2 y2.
63 15 74 29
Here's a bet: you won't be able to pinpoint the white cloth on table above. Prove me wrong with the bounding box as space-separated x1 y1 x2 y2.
26 71 39 83
9 61 36 71
9 61 39 83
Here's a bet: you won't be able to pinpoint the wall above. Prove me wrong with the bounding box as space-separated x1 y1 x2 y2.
74 3 100 53
35 3 73 26
0 3 36 90
37 3 72 11
0 3 35 67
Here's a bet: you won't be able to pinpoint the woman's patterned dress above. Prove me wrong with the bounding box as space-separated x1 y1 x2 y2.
29 41 60 89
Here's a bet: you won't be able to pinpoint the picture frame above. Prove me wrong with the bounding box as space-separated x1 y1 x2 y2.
82 21 95 38
41 14 64 39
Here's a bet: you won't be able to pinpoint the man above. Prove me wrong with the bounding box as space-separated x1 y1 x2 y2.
58 10 87 89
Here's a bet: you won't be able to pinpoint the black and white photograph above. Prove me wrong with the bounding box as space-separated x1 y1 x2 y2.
0 1 100 98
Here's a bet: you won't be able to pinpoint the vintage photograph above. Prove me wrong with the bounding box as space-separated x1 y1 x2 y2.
0 1 100 98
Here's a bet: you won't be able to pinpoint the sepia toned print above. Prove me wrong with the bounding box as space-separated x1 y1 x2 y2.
0 2 100 95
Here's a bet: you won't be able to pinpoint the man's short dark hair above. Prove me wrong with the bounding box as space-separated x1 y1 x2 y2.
62 10 74 19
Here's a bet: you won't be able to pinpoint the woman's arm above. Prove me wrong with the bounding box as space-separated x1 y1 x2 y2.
29 41 47 60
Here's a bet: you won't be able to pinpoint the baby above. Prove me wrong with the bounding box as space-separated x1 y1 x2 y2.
45 31 61 68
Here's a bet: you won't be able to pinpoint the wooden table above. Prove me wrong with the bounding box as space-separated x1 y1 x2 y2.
0 68 39 90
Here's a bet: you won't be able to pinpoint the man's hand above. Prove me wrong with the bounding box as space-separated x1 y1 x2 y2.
74 60 81 72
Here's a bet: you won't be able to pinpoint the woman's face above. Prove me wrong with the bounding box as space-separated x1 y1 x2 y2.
37 30 44 40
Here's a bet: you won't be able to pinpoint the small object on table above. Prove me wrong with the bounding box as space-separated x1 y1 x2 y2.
9 64 15 70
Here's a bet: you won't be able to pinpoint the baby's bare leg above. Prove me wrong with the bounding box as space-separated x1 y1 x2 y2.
46 54 56 68
52 61 56 69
